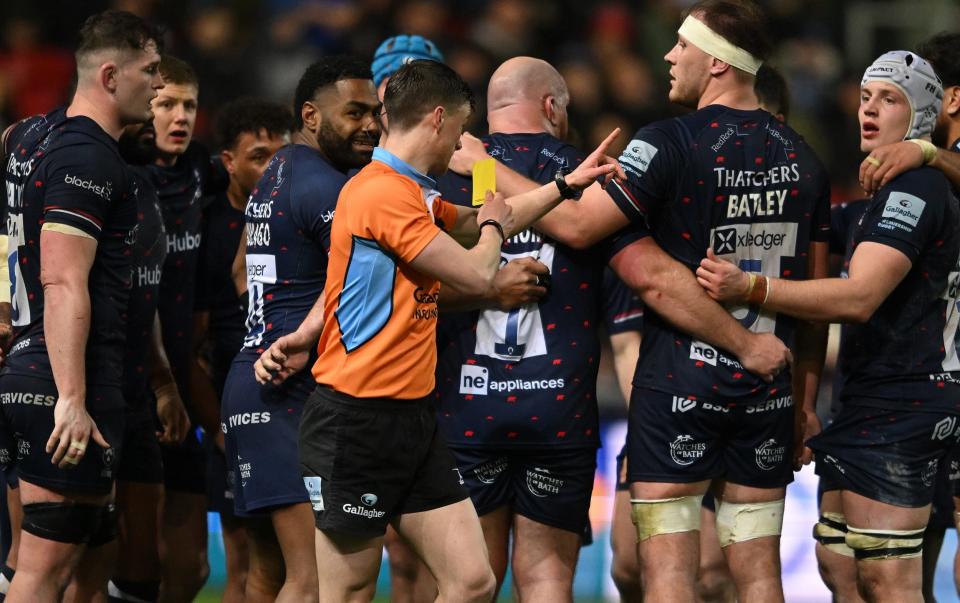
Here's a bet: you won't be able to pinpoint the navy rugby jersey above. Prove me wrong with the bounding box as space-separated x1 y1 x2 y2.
3 109 136 389
122 167 167 407
835 167 960 412
238 144 344 361
195 192 246 394
826 198 869 417
435 132 644 449
602 266 644 335
145 143 226 397
606 106 831 403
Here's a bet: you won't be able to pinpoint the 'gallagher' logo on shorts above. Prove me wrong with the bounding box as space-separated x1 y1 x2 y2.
343 494 386 519
754 438 786 471
669 435 706 466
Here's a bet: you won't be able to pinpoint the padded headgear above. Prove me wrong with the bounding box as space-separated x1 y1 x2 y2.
372 35 444 88
862 50 943 139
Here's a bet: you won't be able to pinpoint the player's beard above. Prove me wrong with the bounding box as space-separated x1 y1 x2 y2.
317 121 377 172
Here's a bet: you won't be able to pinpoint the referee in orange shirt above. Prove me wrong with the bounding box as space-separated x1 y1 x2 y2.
295 61 620 602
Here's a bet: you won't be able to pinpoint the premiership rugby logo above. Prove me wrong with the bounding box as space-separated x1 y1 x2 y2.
754 438 786 471
669 435 706 466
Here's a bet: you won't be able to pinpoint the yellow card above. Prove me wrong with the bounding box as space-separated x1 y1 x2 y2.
472 158 496 206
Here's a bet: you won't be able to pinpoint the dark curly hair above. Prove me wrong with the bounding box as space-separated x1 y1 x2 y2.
293 55 372 130
215 97 293 151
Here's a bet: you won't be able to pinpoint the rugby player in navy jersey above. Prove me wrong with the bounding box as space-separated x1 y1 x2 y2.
143 54 229 602
449 3 820 600
220 56 379 602
698 49 959 602
837 34 960 602
0 10 163 600
429 56 644 601
193 97 291 603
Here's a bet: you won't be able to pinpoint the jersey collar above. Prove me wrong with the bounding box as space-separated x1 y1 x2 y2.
372 147 437 190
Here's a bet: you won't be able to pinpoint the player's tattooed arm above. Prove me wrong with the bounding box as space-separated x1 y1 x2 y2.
253 292 325 386
149 312 190 445
40 229 111 467
790 241 829 469
610 237 791 383
860 142 960 194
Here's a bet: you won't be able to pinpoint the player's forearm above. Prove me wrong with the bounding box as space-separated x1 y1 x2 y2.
609 331 641 404
930 148 960 192
286 292 327 350
503 183 565 237
791 322 827 414
148 312 177 390
762 277 876 323
610 240 752 359
43 282 90 401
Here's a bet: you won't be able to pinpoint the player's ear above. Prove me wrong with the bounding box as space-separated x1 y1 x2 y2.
220 149 236 174
100 61 120 94
544 96 558 125
431 105 445 134
946 85 960 118
301 101 321 133
709 57 731 77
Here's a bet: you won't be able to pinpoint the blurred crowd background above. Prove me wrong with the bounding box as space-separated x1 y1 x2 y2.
3 0 960 202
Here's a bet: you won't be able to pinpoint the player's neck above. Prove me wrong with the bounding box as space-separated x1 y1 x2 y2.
697 82 760 112
487 111 551 137
381 131 435 175
226 179 247 210
67 89 123 141
154 151 179 168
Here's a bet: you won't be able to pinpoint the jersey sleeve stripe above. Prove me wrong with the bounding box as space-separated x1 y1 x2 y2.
44 207 103 231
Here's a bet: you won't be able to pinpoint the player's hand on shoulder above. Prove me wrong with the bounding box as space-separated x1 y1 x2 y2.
567 128 626 191
739 332 792 384
859 140 924 195
448 132 491 176
476 191 514 237
696 248 750 302
490 257 549 311
155 382 190 445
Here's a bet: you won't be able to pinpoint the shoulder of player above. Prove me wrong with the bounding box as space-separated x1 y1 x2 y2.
881 166 952 201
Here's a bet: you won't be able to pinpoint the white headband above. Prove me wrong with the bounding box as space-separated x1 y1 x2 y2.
677 15 762 76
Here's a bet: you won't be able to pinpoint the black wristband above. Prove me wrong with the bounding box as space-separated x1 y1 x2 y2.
479 219 506 242
554 167 581 200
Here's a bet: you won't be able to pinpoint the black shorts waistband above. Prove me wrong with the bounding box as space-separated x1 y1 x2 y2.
312 385 432 411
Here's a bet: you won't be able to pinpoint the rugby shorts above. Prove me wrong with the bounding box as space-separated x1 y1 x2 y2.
0 372 123 496
627 388 794 489
811 402 960 508
299 385 467 538
451 446 597 535
221 358 313 515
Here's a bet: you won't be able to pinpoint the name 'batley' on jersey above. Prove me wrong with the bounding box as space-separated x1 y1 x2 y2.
606 106 831 403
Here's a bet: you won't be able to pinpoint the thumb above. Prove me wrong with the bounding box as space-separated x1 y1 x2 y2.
91 423 110 449
706 247 717 261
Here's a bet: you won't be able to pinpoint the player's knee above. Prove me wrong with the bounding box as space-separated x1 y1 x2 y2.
697 559 733 603
714 499 784 547
630 495 703 543
21 501 105 546
610 553 640 594
446 565 496 603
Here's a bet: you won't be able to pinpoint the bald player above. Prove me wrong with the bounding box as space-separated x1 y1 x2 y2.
434 57 644 602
